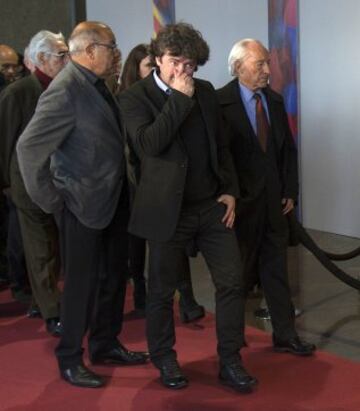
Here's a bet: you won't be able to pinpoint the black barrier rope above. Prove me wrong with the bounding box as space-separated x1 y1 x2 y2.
288 212 360 290
326 247 360 261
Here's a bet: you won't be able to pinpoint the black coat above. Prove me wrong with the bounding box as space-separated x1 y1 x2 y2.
0 74 43 208
217 78 298 211
120 74 239 241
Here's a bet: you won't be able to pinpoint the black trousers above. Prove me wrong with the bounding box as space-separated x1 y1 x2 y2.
128 233 146 282
0 192 8 278
147 200 246 366
56 203 129 370
235 190 296 341
6 197 27 289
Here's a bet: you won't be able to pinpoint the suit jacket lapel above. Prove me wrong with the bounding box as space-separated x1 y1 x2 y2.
225 79 258 146
69 63 122 136
143 73 168 111
195 82 218 162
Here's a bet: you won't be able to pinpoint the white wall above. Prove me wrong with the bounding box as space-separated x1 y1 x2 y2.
86 0 268 87
299 0 360 236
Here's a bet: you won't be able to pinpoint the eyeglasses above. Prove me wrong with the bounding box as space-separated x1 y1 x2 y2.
92 42 118 52
48 51 69 59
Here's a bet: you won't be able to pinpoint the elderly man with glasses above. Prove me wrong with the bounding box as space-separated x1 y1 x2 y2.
17 21 148 389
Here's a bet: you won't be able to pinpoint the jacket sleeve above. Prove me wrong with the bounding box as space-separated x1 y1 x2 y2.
216 109 240 198
0 89 23 189
281 107 299 201
119 87 194 158
16 86 75 214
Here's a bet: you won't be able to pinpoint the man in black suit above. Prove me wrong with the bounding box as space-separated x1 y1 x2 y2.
217 39 315 356
120 23 257 393
17 21 148 388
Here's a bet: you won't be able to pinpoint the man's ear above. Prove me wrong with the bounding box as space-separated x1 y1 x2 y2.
85 44 95 60
235 60 242 75
155 56 161 67
37 52 46 65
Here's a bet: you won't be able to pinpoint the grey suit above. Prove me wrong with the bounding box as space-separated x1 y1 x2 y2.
17 62 126 229
17 61 130 369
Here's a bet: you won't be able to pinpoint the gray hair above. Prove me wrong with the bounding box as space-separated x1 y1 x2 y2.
68 28 104 53
228 38 265 76
28 30 65 66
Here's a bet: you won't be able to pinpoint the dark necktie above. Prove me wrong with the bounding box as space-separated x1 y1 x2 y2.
95 79 121 129
254 93 269 152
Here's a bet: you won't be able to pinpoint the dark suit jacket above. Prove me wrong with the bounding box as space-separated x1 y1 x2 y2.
217 78 298 212
119 74 239 241
17 62 126 229
0 74 43 204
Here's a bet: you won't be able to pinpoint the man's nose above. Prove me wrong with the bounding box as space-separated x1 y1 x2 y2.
263 62 270 75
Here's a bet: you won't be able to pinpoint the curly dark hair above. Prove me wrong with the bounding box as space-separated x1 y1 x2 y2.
150 22 209 67
119 43 151 91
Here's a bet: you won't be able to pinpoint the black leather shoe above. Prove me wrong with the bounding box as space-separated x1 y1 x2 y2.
219 361 258 393
91 344 149 365
46 317 62 337
179 301 205 323
273 336 316 356
60 364 104 388
158 358 188 389
27 306 42 318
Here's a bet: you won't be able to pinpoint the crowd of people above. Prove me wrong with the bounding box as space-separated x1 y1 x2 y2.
0 20 316 393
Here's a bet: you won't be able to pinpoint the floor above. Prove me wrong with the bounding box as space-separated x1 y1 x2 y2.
188 229 360 362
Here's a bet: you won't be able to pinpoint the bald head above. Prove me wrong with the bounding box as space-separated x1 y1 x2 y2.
0 44 19 83
68 21 120 80
69 21 113 53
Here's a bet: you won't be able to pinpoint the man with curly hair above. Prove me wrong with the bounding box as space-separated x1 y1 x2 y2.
120 23 257 393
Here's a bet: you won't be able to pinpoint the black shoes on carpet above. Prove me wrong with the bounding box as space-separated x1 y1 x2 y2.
156 357 257 393
157 358 189 389
90 344 149 365
60 345 149 388
273 336 316 356
219 360 258 393
27 306 42 318
60 364 104 388
46 317 62 337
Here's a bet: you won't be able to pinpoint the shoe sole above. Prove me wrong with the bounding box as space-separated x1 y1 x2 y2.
61 377 104 388
219 377 257 394
91 358 149 366
161 380 189 390
273 347 315 356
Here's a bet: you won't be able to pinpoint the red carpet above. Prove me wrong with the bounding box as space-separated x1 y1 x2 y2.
0 288 359 411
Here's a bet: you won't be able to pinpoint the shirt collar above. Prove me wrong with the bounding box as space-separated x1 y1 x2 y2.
72 60 99 85
153 69 171 94
238 81 265 102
